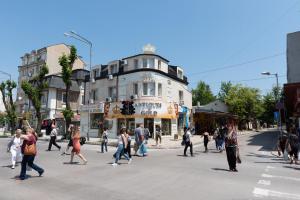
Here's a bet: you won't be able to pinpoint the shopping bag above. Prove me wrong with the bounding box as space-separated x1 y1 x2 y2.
283 150 289 161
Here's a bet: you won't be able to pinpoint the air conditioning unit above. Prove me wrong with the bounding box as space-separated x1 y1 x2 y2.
92 78 95 83
108 75 113 80
106 97 112 102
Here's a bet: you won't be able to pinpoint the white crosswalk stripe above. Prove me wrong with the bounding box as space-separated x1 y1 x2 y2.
253 187 300 199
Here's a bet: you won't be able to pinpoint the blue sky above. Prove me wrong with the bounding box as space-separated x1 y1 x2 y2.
0 0 299 95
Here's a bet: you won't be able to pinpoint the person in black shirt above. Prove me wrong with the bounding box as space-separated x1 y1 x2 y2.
287 127 299 164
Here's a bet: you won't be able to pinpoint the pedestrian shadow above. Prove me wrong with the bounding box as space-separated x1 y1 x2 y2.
247 130 278 151
246 152 275 159
254 161 287 164
106 162 127 165
283 166 300 171
63 162 80 165
211 168 231 172
1 165 13 168
11 175 40 180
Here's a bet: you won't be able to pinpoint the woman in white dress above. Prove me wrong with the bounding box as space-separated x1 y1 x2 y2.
7 129 23 169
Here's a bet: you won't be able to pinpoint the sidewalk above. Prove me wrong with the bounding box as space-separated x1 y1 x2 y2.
39 128 264 150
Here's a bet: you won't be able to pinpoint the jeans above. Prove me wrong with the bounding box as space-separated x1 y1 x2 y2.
114 144 130 163
139 142 147 155
184 142 193 156
20 155 44 180
48 136 61 150
101 141 107 153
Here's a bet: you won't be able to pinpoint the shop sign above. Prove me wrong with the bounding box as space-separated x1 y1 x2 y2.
134 102 162 109
141 110 158 116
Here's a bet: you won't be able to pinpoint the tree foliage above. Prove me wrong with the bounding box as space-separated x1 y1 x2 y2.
192 81 216 106
224 84 263 122
0 80 17 135
59 45 77 134
21 65 49 135
218 81 232 102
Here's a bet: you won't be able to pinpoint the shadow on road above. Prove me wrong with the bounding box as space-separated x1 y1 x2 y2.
283 166 300 171
211 168 231 172
246 130 278 151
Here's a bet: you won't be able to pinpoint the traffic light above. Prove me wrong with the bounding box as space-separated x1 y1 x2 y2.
129 101 135 115
121 101 129 115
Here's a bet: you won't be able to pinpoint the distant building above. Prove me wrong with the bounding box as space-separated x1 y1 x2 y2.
285 31 300 127
16 44 86 131
80 44 192 138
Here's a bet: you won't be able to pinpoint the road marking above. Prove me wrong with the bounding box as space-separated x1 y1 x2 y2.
261 174 300 182
266 165 275 169
258 180 271 186
253 187 300 199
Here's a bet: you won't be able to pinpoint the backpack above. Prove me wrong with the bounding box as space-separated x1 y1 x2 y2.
181 133 187 146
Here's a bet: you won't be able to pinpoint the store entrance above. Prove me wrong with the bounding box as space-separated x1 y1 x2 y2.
144 118 154 138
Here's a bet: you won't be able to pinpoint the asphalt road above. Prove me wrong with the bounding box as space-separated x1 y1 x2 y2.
0 129 299 200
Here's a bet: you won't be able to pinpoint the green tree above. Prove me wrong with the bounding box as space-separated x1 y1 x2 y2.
224 84 263 129
0 112 7 127
21 65 49 135
192 81 216 106
217 81 232 102
0 80 17 135
260 86 282 125
59 45 77 135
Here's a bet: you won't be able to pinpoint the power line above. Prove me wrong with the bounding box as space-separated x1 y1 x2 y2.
187 52 285 77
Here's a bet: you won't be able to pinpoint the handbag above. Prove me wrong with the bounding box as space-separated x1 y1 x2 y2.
24 143 37 155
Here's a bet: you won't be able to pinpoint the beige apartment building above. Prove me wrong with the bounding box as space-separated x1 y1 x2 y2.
16 43 86 132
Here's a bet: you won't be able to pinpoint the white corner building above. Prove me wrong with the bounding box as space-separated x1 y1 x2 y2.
80 45 192 138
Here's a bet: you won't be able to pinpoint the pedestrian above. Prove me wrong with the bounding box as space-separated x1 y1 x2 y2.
134 124 144 156
19 128 44 180
61 124 74 155
138 124 148 156
213 128 219 150
112 128 132 166
144 127 150 144
101 127 108 153
202 130 210 152
70 125 87 165
155 125 162 146
287 127 299 164
47 119 61 151
124 129 132 158
183 127 193 156
225 125 238 172
7 129 23 169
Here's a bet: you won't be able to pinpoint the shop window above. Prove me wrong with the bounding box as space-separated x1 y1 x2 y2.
133 83 138 95
162 119 171 136
90 113 104 129
117 118 135 135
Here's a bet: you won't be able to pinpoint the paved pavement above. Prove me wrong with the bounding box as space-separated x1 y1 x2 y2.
0 129 299 200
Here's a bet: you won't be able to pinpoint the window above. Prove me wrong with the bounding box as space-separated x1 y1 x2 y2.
110 64 118 74
142 58 155 68
134 59 139 69
91 89 97 101
158 60 161 70
143 82 155 96
177 70 183 79
133 83 138 95
62 92 67 104
143 58 147 68
179 90 183 102
90 113 104 129
108 87 116 98
158 83 162 97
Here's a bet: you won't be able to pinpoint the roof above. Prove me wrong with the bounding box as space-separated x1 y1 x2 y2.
122 53 169 62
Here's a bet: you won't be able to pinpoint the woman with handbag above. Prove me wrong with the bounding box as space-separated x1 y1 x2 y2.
112 128 132 166
70 126 87 165
19 128 44 180
7 129 23 169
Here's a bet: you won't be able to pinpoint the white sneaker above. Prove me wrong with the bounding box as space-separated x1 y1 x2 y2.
11 165 15 169
128 159 132 164
112 163 118 167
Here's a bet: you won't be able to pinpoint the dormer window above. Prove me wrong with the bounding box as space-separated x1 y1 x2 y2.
177 70 183 79
134 59 139 69
110 64 118 74
142 58 155 68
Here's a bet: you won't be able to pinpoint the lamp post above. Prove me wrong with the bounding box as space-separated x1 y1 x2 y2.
64 31 92 141
261 71 281 130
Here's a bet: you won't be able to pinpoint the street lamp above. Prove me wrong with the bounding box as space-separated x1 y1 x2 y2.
261 71 281 130
64 31 92 141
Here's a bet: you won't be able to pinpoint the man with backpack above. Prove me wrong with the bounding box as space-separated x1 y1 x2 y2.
182 127 193 157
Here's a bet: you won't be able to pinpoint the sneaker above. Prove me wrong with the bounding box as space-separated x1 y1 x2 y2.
128 159 132 164
112 163 118 167
39 169 44 177
83 161 88 165
11 165 15 169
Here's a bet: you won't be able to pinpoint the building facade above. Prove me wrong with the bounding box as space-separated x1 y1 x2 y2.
80 45 192 138
16 43 85 115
